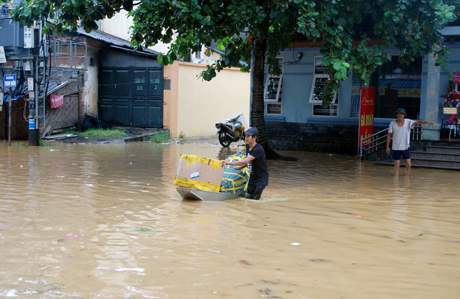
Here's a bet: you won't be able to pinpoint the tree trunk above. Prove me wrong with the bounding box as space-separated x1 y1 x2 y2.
252 37 296 161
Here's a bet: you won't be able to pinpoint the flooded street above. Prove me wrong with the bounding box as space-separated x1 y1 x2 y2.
0 140 459 299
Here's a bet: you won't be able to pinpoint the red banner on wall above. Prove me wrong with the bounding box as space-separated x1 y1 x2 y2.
358 87 375 148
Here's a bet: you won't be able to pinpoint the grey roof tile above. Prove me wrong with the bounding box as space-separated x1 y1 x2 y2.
76 27 160 57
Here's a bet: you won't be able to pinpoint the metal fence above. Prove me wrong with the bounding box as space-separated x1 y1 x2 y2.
358 125 422 158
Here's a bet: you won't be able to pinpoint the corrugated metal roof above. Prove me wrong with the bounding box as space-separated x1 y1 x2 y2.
206 41 223 54
5 69 77 101
76 27 159 57
379 79 421 88
351 79 421 88
38 69 76 99
440 26 460 36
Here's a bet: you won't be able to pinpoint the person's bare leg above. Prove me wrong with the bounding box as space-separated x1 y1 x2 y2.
394 160 400 176
404 158 411 176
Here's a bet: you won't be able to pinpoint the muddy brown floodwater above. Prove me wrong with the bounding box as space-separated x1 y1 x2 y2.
0 139 459 299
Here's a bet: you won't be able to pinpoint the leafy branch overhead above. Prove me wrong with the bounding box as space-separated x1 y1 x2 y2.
12 0 459 107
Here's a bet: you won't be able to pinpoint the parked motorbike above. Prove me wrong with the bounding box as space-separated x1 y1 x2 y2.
215 113 248 147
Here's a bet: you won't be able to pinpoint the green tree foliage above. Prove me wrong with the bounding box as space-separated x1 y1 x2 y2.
296 0 458 104
12 0 459 157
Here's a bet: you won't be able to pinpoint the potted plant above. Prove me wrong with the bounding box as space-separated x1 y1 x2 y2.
441 80 460 108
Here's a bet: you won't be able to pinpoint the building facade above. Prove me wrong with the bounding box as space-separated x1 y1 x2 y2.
263 37 460 154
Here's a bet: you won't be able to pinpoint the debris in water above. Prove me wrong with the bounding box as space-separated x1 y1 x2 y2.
97 266 145 272
259 288 281 298
260 288 272 294
310 259 330 263
262 280 278 284
290 242 300 246
37 265 48 271
239 260 252 265
233 283 253 290
66 233 84 239
276 278 298 286
6 290 17 297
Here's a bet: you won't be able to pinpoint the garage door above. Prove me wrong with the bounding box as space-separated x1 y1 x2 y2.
98 67 163 127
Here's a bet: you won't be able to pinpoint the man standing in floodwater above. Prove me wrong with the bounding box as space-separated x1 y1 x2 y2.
224 127 269 200
386 108 435 176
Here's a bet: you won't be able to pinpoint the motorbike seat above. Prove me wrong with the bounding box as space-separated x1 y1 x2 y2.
226 113 242 123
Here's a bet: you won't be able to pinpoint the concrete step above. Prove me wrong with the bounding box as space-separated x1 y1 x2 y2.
411 151 460 162
375 159 460 170
426 145 460 154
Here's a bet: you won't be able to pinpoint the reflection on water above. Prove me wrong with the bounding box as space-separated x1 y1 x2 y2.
0 141 459 298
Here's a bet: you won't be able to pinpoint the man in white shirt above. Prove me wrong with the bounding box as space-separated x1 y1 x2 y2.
386 108 435 176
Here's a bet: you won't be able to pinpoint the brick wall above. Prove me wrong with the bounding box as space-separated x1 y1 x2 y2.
44 80 81 133
266 122 360 155
267 121 460 157
265 123 391 155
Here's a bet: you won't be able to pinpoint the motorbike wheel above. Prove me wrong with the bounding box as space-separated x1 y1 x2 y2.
218 131 231 147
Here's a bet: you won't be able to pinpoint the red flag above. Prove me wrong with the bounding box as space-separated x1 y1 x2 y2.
50 94 63 108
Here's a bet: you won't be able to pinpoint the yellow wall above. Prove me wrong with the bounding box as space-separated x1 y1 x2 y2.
164 61 250 138
163 62 179 138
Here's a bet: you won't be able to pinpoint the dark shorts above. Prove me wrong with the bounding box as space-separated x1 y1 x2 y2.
246 182 266 200
392 148 411 160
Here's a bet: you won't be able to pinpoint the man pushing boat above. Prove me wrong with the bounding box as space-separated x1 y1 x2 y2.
223 127 269 200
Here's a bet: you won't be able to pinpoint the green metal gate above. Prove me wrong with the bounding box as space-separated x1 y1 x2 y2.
98 67 163 127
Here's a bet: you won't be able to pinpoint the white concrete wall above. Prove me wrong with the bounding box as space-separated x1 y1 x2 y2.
190 46 221 65
81 45 98 116
100 11 221 66
100 10 173 54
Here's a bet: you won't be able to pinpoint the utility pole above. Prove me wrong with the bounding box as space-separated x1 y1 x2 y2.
3 74 17 146
27 24 40 146
28 56 39 146
1 7 45 146
8 87 12 146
